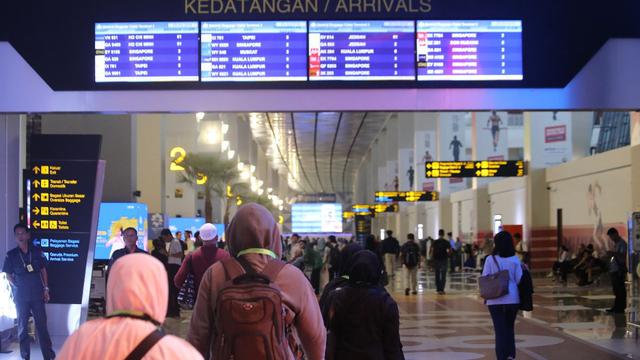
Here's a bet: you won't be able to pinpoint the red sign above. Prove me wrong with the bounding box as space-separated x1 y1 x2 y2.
422 181 435 191
545 125 567 143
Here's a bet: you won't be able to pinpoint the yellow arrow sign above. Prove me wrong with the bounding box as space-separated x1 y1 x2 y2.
32 207 40 215
32 193 40 201
32 166 40 174
33 179 40 188
426 163 432 169
476 170 481 176
32 220 40 229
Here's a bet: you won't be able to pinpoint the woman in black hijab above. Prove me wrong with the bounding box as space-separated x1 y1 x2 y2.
319 243 363 326
325 250 404 360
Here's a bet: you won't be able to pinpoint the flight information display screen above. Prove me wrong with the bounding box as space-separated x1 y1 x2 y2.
95 22 199 82
416 20 523 81
308 20 415 81
291 203 343 233
201 21 307 81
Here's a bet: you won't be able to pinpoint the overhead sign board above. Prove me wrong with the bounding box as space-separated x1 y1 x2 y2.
352 203 399 215
374 191 439 202
425 160 525 178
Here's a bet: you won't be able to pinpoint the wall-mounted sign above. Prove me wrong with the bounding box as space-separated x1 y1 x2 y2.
374 191 439 202
425 160 525 178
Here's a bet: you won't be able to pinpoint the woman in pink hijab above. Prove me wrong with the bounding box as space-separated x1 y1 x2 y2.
188 203 326 359
58 253 203 359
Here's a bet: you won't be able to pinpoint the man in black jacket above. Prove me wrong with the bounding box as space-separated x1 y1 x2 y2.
382 230 400 278
430 229 451 294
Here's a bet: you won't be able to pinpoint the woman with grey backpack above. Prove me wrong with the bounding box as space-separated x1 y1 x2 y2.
480 231 523 360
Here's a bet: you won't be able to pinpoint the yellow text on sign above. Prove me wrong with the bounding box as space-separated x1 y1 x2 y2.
169 147 187 171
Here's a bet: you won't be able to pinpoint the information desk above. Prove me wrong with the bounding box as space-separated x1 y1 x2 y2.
201 21 307 81
417 20 523 81
308 20 415 81
425 160 525 178
95 22 199 82
374 191 439 202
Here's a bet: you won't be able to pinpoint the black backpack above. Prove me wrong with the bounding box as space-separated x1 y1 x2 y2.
328 245 340 270
404 244 419 268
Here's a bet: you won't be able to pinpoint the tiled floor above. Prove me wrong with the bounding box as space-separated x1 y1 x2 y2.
2 267 639 359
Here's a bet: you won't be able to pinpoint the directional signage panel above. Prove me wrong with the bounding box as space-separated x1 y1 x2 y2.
352 203 399 215
355 214 372 247
29 162 98 233
374 191 439 202
26 160 101 304
425 160 525 178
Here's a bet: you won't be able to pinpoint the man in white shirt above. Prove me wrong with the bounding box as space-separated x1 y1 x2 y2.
162 228 183 317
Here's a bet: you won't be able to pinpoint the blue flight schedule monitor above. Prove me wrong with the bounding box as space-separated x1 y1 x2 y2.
309 21 415 81
416 20 523 81
201 21 307 81
95 22 199 82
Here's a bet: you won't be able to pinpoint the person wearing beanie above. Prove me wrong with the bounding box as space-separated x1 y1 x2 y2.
174 223 230 295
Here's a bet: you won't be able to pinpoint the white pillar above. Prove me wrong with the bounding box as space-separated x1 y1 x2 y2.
0 114 21 263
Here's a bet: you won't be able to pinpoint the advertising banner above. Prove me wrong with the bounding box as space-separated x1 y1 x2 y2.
415 130 436 191
531 111 572 168
398 148 414 190
439 112 469 194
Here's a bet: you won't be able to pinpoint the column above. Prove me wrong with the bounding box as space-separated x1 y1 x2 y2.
0 114 21 259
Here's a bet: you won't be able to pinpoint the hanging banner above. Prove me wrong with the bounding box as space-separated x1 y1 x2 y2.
530 111 573 169
415 130 436 191
476 111 509 160
439 112 469 194
398 148 414 190
387 160 399 191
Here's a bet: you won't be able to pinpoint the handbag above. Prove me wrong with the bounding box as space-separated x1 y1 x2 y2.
177 257 196 310
479 255 510 300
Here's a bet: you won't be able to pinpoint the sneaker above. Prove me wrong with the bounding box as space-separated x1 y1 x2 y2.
405 288 410 296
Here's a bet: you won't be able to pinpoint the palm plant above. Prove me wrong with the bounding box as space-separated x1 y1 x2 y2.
238 192 278 216
176 152 248 226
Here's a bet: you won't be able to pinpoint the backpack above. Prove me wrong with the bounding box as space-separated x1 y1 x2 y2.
404 244 419 268
215 257 296 360
328 245 340 270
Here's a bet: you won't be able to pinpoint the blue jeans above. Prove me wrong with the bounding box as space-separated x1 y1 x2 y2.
16 298 55 360
434 260 447 292
488 304 519 360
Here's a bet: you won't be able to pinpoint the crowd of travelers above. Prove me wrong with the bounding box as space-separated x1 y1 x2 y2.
3 202 630 360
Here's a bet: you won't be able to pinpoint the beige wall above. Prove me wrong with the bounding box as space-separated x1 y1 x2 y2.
546 146 631 227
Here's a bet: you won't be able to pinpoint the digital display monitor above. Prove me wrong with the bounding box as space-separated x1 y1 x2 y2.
425 160 526 178
95 22 199 82
291 203 343 233
201 21 307 82
416 20 523 81
309 20 415 81
95 203 148 260
168 218 224 239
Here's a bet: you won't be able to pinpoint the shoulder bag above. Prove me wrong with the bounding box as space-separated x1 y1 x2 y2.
479 255 510 300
